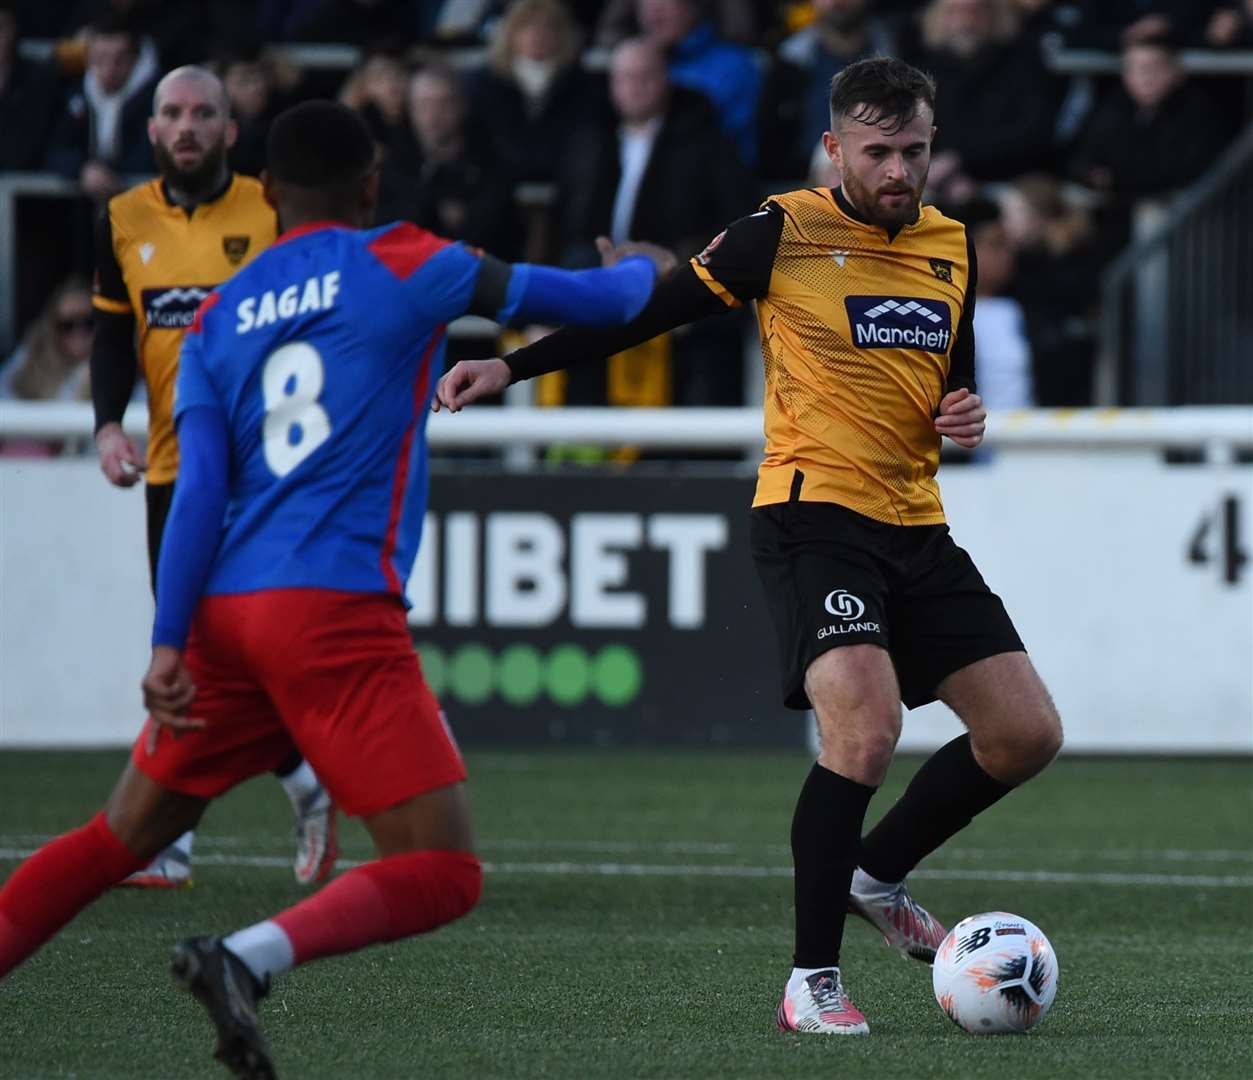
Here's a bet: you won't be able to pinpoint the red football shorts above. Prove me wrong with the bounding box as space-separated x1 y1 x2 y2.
132 589 466 817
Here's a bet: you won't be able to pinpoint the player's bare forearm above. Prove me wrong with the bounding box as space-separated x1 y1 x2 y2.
934 388 986 449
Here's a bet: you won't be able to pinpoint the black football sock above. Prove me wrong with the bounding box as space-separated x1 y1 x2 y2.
272 751 303 779
858 734 1013 885
791 762 877 969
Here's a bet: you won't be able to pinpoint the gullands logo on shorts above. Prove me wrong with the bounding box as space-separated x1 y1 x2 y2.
818 588 881 639
844 295 953 353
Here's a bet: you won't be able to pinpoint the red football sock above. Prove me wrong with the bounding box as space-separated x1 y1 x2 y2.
274 849 481 966
0 812 143 977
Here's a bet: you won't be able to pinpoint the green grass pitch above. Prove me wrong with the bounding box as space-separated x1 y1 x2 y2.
1 750 1250 1079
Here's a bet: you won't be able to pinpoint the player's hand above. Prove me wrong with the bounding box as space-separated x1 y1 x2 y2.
935 388 986 449
141 646 203 754
595 236 679 278
432 358 511 413
95 422 146 487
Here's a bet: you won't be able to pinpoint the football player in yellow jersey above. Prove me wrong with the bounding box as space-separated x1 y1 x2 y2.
90 66 336 890
437 57 1065 1035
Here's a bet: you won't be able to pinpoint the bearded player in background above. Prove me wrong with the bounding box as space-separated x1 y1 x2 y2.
90 66 336 889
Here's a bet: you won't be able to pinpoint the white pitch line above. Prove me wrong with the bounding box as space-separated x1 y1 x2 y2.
0 848 1250 888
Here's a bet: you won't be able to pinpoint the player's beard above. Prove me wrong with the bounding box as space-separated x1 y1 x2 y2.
153 138 229 202
841 166 925 231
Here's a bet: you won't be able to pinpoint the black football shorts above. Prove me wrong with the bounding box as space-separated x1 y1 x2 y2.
749 500 1025 710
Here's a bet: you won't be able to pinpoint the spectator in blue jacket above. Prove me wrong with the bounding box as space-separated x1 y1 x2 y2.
636 0 762 166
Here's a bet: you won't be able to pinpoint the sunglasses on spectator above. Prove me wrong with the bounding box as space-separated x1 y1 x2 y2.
56 315 94 333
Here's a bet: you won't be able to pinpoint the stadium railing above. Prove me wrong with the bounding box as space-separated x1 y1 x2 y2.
3 401 1251 460
1097 123 1253 406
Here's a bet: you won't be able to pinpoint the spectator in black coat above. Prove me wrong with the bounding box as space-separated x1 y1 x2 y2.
1071 37 1233 197
558 37 756 267
377 63 521 259
1205 2 1253 47
221 52 287 178
44 20 159 200
467 0 609 184
0 3 61 170
909 0 1063 182
557 37 758 405
1067 0 1222 49
339 51 410 149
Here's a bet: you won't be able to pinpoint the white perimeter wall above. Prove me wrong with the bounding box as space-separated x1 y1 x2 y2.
2 452 1250 752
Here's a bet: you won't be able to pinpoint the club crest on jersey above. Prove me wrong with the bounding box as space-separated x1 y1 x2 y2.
929 258 953 283
141 286 213 329
844 295 953 354
222 235 251 266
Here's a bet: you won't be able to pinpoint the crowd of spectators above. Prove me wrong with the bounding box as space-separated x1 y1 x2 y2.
1 0 1251 419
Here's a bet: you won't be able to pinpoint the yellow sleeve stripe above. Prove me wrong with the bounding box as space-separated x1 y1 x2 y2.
92 295 132 315
690 259 741 309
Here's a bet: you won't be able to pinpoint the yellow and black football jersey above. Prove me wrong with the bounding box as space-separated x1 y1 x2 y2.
690 188 973 525
504 186 977 526
92 174 276 484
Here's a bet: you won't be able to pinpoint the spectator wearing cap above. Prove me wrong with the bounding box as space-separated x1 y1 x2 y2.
44 19 159 200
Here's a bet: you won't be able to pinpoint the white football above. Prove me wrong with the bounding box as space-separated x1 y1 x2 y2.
932 912 1058 1034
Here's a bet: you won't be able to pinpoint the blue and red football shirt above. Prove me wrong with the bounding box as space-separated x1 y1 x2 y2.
173 221 479 598
155 220 654 649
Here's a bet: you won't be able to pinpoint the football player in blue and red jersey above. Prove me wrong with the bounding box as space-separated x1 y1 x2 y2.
0 101 669 1078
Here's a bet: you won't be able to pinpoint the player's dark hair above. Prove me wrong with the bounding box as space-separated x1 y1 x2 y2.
829 57 937 136
266 100 377 190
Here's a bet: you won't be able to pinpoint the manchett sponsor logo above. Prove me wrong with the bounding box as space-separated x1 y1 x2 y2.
845 295 953 353
141 286 213 329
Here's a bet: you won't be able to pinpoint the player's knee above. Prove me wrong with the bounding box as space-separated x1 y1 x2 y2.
978 709 1062 785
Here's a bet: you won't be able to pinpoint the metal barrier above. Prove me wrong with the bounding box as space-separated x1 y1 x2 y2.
3 401 1251 458
1097 124 1253 405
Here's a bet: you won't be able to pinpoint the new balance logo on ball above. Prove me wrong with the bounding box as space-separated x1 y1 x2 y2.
845 295 953 353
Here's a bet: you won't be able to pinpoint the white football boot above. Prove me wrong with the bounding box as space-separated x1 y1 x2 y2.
848 869 947 963
777 968 870 1035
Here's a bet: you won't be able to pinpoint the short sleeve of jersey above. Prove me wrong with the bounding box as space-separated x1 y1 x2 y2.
365 222 484 327
172 303 222 423
689 203 785 308
92 205 131 315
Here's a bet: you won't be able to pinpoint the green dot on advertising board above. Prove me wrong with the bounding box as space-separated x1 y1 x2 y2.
591 645 643 707
416 644 446 697
498 644 544 706
449 644 494 706
546 644 591 706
